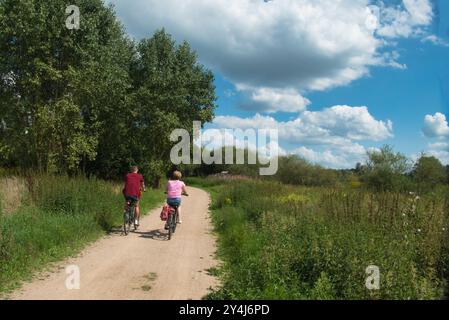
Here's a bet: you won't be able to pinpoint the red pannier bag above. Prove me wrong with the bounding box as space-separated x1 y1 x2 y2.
160 204 170 221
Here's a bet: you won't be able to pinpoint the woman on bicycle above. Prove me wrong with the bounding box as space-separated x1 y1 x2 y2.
166 170 188 224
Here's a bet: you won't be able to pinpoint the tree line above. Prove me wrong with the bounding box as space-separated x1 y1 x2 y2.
183 145 449 193
0 0 217 186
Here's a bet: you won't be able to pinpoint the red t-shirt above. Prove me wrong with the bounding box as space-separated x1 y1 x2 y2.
123 173 144 197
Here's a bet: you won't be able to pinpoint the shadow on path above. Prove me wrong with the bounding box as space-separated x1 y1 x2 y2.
135 229 168 241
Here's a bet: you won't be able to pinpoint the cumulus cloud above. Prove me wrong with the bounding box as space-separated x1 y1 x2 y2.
108 0 436 113
240 87 311 113
422 113 449 165
214 105 393 144
109 0 378 90
423 113 449 138
212 105 393 168
403 0 433 25
293 144 368 169
425 141 449 165
199 127 286 159
376 0 433 38
300 106 393 141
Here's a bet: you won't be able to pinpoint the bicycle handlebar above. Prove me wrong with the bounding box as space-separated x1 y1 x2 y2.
164 191 189 196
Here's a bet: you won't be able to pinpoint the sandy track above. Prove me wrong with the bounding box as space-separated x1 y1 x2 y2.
8 187 219 300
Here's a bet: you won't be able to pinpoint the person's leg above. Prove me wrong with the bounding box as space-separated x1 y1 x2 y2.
177 205 182 223
124 197 130 211
135 201 140 224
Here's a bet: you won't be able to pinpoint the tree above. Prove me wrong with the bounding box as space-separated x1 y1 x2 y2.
126 29 217 185
0 2 217 181
363 145 412 191
0 0 132 173
413 154 446 192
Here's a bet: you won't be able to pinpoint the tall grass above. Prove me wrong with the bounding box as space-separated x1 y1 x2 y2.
201 179 449 300
0 173 165 294
0 177 27 215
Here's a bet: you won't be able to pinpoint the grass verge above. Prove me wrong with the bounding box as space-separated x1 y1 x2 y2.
186 177 449 300
0 174 165 296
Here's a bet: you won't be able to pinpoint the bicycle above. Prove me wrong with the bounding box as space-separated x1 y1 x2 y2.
123 198 138 235
166 192 188 240
166 205 178 240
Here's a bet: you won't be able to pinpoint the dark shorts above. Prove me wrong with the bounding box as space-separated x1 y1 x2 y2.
125 195 139 203
167 197 181 207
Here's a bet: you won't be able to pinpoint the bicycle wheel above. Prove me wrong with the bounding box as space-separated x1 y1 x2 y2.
168 212 175 240
172 211 178 234
167 214 172 240
123 210 130 235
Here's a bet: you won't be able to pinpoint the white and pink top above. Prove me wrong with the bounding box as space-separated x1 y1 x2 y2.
166 180 185 199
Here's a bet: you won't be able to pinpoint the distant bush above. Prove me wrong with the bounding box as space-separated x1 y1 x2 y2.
412 155 447 193
360 145 413 192
273 155 339 187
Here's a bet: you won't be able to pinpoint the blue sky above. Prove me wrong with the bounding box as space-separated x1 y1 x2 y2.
108 0 449 168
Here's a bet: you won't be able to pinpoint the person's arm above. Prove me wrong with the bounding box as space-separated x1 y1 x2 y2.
140 176 146 192
182 183 188 196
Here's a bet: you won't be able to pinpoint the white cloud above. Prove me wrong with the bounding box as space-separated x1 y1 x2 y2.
293 144 368 169
108 0 435 113
422 113 449 165
242 87 310 113
214 106 393 143
423 113 449 138
403 0 433 25
212 105 393 168
428 141 449 151
109 0 379 91
376 0 433 38
199 128 286 158
421 35 449 47
426 141 449 165
301 106 393 141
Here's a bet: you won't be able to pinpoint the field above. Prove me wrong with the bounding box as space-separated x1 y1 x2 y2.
186 177 449 300
0 173 165 294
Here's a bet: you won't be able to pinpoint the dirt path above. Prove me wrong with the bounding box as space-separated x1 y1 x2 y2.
8 187 219 300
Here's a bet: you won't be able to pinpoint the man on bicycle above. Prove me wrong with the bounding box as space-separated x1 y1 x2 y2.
123 165 145 227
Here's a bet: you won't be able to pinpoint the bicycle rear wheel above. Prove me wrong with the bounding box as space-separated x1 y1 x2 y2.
168 212 175 240
123 211 130 235
172 211 178 233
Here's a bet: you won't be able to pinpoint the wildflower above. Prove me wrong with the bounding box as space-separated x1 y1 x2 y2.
417 229 421 233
